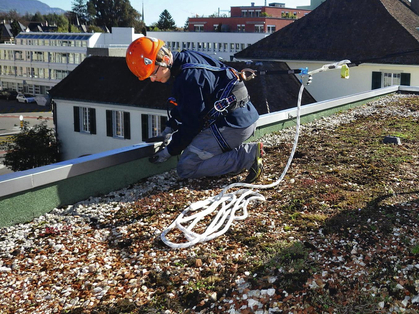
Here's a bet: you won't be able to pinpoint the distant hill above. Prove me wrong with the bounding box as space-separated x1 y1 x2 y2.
0 0 66 15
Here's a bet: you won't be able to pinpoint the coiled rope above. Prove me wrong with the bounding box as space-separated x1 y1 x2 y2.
161 61 350 249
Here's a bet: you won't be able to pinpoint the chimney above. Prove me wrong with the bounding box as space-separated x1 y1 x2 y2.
412 0 419 15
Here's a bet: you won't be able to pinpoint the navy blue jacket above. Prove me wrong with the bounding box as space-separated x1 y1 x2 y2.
166 50 259 156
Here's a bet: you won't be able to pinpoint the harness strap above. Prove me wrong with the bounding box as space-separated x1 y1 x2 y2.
180 61 247 152
210 124 232 153
181 63 229 72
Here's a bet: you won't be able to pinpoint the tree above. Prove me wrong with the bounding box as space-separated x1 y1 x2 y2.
30 12 44 23
157 9 176 31
39 13 69 30
0 10 21 23
183 18 189 31
72 0 89 24
10 20 22 37
87 0 144 32
1 121 60 172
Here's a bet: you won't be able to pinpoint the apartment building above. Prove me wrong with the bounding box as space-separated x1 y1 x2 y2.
147 31 268 61
0 27 141 95
188 2 311 34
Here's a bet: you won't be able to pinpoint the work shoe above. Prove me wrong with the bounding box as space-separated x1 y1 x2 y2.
245 142 264 183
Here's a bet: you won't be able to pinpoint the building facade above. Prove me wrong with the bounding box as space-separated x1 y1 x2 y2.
188 3 311 34
147 31 268 61
0 27 141 95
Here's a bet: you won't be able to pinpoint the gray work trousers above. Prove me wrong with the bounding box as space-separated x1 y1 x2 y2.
177 122 258 179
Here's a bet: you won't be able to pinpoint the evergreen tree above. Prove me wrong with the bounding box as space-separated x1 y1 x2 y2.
30 12 44 23
72 0 89 24
10 20 22 37
157 10 176 31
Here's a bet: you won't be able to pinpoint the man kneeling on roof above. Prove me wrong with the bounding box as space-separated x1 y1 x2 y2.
126 36 263 183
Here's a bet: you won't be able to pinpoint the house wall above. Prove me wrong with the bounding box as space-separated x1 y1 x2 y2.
89 27 141 48
56 100 166 160
286 61 419 101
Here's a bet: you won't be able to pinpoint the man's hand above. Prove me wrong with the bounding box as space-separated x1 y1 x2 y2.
160 127 173 146
149 147 171 163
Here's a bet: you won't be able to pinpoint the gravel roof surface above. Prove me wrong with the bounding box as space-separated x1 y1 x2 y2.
1 93 418 314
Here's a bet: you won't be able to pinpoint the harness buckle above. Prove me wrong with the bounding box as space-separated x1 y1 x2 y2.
214 99 227 112
214 95 236 112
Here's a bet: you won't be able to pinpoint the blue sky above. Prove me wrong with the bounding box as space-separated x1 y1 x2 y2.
38 0 310 27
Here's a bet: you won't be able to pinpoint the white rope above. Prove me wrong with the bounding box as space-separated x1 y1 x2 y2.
161 61 350 249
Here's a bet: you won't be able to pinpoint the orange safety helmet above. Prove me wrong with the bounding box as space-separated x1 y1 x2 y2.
126 36 165 80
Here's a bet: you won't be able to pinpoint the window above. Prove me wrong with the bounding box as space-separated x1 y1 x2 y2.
33 51 43 62
61 53 68 63
372 72 411 89
194 25 204 32
237 24 245 32
74 106 96 134
255 25 264 33
267 25 276 33
106 110 131 139
141 114 167 141
383 73 401 87
56 70 70 80
213 24 219 31
15 51 24 61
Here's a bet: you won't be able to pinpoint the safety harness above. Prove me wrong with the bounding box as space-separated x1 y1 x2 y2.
175 59 250 152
